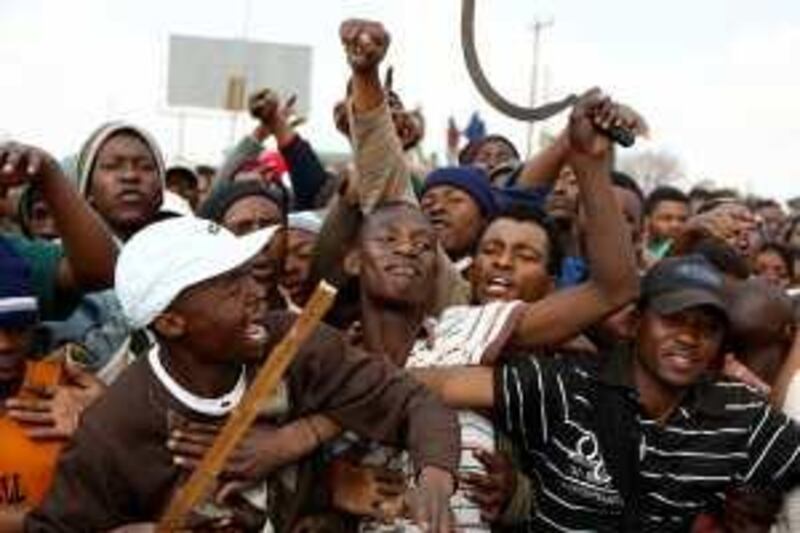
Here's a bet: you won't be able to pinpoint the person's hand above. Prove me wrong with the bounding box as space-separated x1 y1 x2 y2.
406 466 455 533
248 89 303 144
690 204 758 257
0 142 60 188
393 108 425 151
169 419 298 481
5 359 105 440
460 449 516 523
567 89 647 161
722 354 771 395
328 458 407 520
339 19 391 74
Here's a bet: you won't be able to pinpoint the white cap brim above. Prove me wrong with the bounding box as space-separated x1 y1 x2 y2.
116 218 280 329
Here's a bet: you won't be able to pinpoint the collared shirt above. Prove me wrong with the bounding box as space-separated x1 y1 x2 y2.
495 346 800 532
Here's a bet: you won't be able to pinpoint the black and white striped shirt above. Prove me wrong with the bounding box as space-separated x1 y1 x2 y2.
494 350 800 532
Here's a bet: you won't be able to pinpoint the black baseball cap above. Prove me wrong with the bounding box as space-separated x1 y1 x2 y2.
641 255 729 320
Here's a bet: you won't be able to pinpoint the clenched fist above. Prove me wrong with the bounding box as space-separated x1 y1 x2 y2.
340 19 391 73
567 89 648 161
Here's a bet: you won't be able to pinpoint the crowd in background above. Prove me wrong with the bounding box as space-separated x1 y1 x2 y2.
3 17 800 533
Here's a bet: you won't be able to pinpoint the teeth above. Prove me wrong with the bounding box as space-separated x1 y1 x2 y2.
390 266 415 276
245 324 267 343
489 277 511 287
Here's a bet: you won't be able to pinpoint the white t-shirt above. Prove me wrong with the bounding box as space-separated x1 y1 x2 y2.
335 301 524 533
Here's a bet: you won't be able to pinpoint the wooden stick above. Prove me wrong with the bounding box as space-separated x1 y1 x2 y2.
157 280 338 531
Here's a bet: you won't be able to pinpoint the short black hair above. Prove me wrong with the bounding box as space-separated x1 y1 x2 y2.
458 135 521 166
688 186 711 201
165 167 198 189
644 186 689 216
753 198 781 212
610 171 645 206
696 189 742 214
194 164 216 177
756 241 795 280
481 202 563 276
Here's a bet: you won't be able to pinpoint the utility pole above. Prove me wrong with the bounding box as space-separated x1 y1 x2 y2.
525 18 553 158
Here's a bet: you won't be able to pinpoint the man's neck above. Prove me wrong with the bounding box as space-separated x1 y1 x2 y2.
361 295 426 367
632 357 686 422
160 344 242 398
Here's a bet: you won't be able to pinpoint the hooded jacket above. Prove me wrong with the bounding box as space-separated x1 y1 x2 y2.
75 121 166 201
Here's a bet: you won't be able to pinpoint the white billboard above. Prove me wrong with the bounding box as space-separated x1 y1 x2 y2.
167 34 312 115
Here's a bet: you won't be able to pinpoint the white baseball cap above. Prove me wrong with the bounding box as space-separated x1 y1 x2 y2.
115 216 279 329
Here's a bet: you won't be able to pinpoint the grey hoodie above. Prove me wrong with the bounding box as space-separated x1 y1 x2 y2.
39 122 165 381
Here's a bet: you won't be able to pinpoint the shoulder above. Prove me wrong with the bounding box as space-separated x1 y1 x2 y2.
692 376 771 422
436 301 524 344
79 356 158 438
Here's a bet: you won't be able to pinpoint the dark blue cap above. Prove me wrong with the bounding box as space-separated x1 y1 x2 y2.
423 166 497 217
0 237 38 328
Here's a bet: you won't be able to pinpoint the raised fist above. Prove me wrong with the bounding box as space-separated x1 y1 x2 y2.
248 89 302 141
339 19 391 73
0 142 60 187
567 88 648 160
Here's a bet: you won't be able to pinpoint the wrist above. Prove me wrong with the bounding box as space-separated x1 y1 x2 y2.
568 151 611 173
33 157 63 190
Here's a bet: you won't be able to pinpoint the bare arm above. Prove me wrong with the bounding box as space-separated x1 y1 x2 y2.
410 366 495 410
0 142 117 294
340 19 416 211
329 20 469 312
512 90 645 348
514 130 570 189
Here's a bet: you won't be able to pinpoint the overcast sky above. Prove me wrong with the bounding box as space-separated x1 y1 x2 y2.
2 0 798 199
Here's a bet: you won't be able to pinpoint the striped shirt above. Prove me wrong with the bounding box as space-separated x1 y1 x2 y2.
333 301 523 532
495 349 800 532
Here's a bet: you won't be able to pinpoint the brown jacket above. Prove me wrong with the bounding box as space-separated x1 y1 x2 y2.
25 312 459 532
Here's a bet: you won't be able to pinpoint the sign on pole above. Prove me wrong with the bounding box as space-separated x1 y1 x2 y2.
167 35 312 115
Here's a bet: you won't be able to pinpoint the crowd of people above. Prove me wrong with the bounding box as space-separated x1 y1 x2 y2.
3 17 800 533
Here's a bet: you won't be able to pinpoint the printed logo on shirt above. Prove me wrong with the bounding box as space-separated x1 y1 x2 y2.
555 432 624 509
0 473 26 506
566 433 612 486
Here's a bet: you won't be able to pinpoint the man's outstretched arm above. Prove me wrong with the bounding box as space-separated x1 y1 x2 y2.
410 366 495 410
1 142 117 297
511 89 645 349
